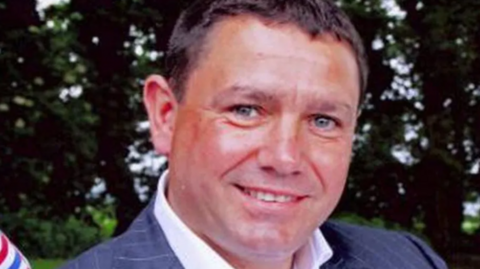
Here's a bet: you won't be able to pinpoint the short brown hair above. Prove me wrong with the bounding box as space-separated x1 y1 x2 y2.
166 0 368 104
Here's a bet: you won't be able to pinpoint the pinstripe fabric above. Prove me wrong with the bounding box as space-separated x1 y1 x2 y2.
60 199 448 269
320 222 448 269
60 200 182 269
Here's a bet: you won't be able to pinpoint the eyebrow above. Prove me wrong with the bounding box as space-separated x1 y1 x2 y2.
306 101 354 116
210 84 276 107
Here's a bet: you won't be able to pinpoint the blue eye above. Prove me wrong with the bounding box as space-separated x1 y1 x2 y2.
232 105 259 118
313 116 335 130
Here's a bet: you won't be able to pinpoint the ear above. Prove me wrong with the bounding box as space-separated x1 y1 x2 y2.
143 75 178 157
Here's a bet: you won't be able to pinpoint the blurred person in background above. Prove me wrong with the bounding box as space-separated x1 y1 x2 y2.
0 231 31 269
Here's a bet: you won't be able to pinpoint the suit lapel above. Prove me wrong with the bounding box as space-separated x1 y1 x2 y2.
321 255 372 269
320 222 373 269
112 197 185 269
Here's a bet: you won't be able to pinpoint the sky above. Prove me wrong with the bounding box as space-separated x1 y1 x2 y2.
36 0 68 14
36 0 65 9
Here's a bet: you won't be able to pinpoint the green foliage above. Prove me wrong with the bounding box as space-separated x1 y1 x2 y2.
333 212 434 245
31 259 65 269
334 212 404 231
0 0 99 221
86 205 117 239
337 0 480 255
0 209 109 259
462 216 480 236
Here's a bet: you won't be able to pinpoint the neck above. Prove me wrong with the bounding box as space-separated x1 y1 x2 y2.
224 253 294 269
204 240 295 269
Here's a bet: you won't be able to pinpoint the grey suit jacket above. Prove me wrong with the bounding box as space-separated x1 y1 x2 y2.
60 200 448 269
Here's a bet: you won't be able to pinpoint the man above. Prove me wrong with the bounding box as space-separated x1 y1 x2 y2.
61 0 447 268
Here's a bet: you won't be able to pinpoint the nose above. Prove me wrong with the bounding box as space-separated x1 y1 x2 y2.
257 117 302 177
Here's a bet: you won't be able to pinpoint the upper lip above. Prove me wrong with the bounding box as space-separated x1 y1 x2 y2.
234 184 307 198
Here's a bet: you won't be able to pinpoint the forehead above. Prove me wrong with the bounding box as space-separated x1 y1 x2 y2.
203 16 351 63
184 15 360 107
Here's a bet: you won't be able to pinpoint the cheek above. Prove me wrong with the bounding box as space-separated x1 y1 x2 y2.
199 124 264 175
308 139 352 191
174 109 264 179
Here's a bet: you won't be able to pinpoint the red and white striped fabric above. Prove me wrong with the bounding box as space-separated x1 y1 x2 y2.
0 232 30 269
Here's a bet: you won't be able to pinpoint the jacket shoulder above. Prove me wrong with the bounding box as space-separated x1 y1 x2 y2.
321 220 448 269
59 237 117 269
59 200 181 269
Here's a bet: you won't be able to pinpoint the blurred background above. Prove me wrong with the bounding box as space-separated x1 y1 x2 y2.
0 0 479 268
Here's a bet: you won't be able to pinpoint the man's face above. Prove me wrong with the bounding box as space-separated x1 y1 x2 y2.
156 16 359 264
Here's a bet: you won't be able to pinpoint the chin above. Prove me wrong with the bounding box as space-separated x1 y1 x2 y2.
233 227 301 255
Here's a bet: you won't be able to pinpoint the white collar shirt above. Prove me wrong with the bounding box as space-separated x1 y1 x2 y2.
153 170 333 269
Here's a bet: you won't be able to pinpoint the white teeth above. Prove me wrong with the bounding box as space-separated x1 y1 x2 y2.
262 193 275 202
245 189 294 203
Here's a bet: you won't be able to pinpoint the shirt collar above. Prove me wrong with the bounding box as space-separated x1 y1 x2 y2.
154 170 333 269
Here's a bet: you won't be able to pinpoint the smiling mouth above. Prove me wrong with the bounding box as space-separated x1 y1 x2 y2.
236 185 302 203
